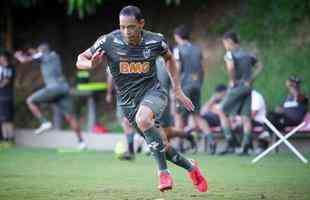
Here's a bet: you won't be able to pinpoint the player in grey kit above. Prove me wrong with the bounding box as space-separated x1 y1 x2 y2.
218 31 263 155
14 43 86 150
76 6 207 193
173 25 216 154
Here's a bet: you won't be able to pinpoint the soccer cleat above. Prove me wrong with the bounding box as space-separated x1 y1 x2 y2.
77 142 87 151
118 152 135 161
209 142 217 155
34 121 52 135
188 160 208 192
158 171 173 192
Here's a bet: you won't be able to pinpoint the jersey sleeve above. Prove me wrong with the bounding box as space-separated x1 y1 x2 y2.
251 54 258 65
158 35 169 56
224 51 233 63
32 52 43 62
90 35 108 54
173 47 180 60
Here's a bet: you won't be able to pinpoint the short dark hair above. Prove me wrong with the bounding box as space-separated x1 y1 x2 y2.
174 25 191 40
223 31 239 44
38 42 50 50
119 5 143 21
0 49 13 60
288 75 302 85
215 84 227 93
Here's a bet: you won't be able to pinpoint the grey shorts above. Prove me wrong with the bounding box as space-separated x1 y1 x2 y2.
177 85 201 119
28 84 73 115
220 84 251 116
119 86 168 126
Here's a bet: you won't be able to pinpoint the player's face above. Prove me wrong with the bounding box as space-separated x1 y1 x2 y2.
222 39 233 50
286 80 297 93
119 15 144 45
218 91 227 99
0 56 8 66
174 34 181 45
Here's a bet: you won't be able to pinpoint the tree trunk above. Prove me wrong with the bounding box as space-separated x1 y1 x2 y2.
3 0 13 50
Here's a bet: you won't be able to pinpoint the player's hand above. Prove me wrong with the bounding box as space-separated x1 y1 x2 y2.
244 81 251 87
14 51 23 59
106 93 112 103
174 87 195 112
91 51 104 67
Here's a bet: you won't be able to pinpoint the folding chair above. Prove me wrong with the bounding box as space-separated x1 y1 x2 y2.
252 116 308 164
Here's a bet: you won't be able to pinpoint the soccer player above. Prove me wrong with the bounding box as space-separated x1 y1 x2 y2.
14 43 86 150
173 25 216 154
155 56 196 149
106 69 137 160
0 50 15 144
76 6 207 192
218 31 263 155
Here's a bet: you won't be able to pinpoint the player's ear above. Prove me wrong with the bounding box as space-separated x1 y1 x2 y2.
139 19 145 29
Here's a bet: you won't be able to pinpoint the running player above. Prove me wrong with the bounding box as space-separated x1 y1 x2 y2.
76 6 207 192
14 43 86 150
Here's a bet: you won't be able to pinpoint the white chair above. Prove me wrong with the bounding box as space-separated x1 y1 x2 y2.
252 115 309 164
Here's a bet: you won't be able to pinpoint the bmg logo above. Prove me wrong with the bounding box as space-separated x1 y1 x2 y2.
119 62 150 74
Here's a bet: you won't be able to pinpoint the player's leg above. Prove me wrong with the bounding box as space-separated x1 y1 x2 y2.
2 122 14 143
175 87 198 152
120 116 136 160
237 93 253 155
217 88 241 154
193 114 217 154
60 94 86 150
27 88 53 134
159 95 208 192
136 89 172 191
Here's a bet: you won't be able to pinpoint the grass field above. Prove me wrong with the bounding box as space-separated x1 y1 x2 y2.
0 148 309 200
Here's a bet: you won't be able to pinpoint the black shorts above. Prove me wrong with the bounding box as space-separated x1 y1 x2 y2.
0 99 14 122
202 112 220 127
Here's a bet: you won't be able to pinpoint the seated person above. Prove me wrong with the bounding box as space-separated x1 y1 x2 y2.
251 90 270 153
200 84 227 127
268 76 308 132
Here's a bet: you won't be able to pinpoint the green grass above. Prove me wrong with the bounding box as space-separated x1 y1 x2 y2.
0 148 310 200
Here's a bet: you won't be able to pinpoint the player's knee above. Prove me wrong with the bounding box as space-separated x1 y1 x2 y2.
135 115 152 132
26 97 33 106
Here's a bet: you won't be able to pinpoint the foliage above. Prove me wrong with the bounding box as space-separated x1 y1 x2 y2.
204 0 310 109
67 0 107 19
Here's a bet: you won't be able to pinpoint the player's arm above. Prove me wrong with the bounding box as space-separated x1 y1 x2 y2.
224 51 235 87
105 68 113 103
14 50 40 64
248 61 263 85
163 50 194 112
76 35 107 69
0 78 9 87
225 60 235 87
76 48 105 69
200 95 216 115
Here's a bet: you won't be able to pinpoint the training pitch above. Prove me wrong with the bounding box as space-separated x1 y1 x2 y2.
0 148 309 200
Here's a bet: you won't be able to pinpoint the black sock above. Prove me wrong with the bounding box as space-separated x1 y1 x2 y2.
126 132 135 155
165 146 193 171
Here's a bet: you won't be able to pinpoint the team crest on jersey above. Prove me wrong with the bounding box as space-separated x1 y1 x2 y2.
143 48 151 59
